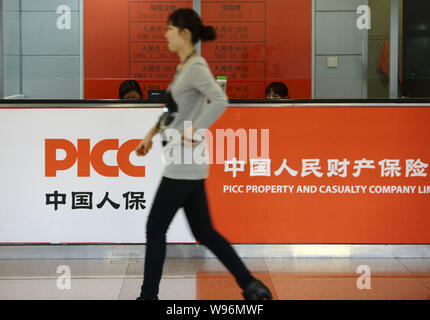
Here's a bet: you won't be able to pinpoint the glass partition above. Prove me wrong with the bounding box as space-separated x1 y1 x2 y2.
1 0 429 100
2 0 22 99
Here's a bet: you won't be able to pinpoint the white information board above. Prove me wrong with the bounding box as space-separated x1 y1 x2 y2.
0 107 196 243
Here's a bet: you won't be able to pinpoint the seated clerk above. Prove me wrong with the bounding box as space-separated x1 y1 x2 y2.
265 82 289 100
119 80 143 100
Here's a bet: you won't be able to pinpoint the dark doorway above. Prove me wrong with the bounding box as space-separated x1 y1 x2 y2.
403 0 430 97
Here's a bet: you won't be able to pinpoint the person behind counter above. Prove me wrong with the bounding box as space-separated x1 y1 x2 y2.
119 80 143 100
134 8 273 301
265 82 289 99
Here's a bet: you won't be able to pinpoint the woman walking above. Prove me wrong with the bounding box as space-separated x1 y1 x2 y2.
135 8 272 300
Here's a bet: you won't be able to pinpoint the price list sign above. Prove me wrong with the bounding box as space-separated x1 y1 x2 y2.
84 0 311 99
202 1 266 99
129 0 192 97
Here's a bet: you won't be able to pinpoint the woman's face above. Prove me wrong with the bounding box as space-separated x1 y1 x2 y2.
123 90 141 100
165 23 188 52
266 90 283 100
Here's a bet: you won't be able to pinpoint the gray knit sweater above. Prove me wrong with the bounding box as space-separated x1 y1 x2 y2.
161 56 228 180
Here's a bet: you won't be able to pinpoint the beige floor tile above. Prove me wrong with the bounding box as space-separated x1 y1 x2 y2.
0 259 129 279
417 278 430 292
270 275 430 300
119 278 197 300
264 258 410 275
2 258 428 300
120 275 276 301
195 275 277 300
0 279 124 300
397 259 430 275
126 258 268 277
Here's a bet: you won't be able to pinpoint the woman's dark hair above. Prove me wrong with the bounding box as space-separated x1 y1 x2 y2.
168 8 216 44
119 80 143 99
265 82 289 98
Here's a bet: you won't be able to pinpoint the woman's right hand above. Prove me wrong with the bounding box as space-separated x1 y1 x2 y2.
135 137 153 157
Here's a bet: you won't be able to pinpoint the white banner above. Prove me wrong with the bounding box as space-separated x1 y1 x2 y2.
0 108 196 243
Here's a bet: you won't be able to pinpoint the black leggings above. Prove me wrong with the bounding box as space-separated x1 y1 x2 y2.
140 176 254 299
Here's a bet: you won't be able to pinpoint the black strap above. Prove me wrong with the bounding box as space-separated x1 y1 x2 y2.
166 91 178 113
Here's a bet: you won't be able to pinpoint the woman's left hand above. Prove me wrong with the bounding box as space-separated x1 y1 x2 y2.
182 125 199 146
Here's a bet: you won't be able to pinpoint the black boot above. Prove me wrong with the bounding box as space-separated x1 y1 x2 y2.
242 279 273 300
136 296 158 300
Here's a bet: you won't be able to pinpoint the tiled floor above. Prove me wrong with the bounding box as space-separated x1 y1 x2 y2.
0 258 429 300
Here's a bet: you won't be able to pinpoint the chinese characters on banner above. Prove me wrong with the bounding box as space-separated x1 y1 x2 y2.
223 158 430 195
224 158 429 179
45 191 147 212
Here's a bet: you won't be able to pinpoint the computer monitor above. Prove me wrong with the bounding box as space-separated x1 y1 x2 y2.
147 90 167 100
